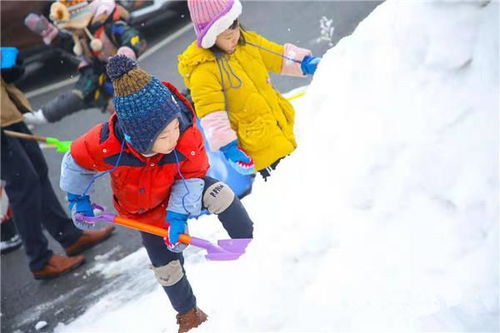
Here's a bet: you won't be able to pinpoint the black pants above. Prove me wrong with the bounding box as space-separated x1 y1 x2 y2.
141 176 253 314
1 122 82 271
258 158 282 181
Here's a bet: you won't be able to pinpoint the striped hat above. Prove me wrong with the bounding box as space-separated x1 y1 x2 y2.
50 0 93 30
106 55 181 153
188 0 242 49
49 0 115 30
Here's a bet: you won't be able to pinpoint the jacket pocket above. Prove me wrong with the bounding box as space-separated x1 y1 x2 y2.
237 114 274 151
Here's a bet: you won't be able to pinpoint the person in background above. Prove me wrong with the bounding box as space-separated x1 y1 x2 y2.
178 0 321 181
23 0 146 125
1 48 114 279
60 55 254 332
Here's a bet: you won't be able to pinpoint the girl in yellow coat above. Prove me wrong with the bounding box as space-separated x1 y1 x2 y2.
178 0 320 180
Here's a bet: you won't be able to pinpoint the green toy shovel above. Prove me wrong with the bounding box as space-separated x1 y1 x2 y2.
4 130 72 153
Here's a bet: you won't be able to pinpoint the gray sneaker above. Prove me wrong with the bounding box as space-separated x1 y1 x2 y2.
0 234 22 254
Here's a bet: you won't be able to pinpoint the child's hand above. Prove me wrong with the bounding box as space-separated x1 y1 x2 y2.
165 211 189 253
301 56 321 75
67 193 95 230
220 140 256 175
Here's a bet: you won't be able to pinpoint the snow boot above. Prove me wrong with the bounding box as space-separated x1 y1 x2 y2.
176 307 208 333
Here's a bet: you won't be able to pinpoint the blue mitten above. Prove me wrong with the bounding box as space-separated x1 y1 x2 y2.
220 140 256 175
301 55 321 75
67 193 95 230
164 211 189 253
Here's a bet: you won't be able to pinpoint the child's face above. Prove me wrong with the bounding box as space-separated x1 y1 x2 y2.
215 22 240 54
151 118 180 154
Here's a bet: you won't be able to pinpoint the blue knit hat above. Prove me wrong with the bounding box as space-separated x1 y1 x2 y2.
106 55 181 153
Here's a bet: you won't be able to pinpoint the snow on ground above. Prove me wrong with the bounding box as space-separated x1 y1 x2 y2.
56 0 499 331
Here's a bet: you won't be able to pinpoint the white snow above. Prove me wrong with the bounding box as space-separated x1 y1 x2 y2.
56 0 499 332
35 321 48 330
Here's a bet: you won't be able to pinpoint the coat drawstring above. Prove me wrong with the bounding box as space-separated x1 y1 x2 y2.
214 52 242 91
173 149 194 216
213 40 302 94
245 41 302 64
81 136 127 196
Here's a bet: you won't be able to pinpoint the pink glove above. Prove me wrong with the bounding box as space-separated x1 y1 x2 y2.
24 13 59 45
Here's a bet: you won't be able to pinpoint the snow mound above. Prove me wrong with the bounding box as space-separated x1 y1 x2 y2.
59 0 498 331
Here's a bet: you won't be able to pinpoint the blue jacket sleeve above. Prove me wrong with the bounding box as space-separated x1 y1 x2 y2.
167 178 205 217
60 152 97 195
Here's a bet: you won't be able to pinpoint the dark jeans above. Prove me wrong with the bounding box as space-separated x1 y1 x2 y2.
1 122 82 271
42 63 112 122
141 176 253 314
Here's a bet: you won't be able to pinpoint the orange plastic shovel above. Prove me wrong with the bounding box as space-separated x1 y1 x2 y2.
78 205 251 261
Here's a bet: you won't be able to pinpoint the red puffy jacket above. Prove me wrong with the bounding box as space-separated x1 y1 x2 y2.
70 82 209 227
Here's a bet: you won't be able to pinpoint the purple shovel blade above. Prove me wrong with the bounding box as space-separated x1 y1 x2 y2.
189 237 251 261
206 252 242 261
217 239 252 252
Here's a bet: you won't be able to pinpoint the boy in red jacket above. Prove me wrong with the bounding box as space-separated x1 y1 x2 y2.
60 55 253 332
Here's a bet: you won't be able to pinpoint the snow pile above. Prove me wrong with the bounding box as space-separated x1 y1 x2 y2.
294 0 498 330
57 0 498 331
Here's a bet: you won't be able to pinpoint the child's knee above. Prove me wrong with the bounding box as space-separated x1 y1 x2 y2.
202 181 235 214
150 260 184 287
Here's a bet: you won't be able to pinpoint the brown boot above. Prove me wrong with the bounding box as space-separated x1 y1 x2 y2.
32 254 85 280
65 225 114 256
176 307 208 333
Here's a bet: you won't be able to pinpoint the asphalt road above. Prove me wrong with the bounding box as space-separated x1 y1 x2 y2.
1 2 381 332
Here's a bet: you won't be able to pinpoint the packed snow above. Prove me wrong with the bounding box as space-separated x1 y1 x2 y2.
56 0 499 331
35 321 48 330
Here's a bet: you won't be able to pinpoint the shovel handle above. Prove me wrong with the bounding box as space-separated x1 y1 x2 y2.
114 216 166 237
4 130 47 142
82 205 193 244
113 216 192 244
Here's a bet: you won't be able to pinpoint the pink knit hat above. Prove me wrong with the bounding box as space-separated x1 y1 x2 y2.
188 0 242 49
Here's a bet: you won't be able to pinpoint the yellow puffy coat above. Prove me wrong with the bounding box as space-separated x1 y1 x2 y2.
178 30 297 171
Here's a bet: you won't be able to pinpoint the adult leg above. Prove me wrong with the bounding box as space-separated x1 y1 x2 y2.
202 177 254 239
1 125 54 271
11 122 82 247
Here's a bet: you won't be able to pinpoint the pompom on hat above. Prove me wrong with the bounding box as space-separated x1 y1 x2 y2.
187 0 242 49
106 55 181 153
